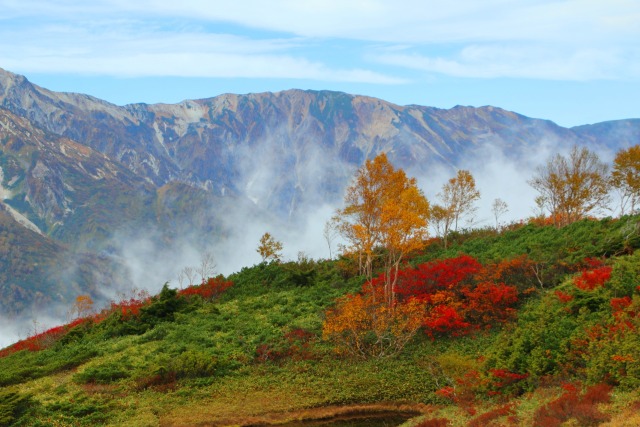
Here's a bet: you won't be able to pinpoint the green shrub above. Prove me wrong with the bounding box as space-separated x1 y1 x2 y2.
0 390 32 426
74 363 131 384
169 349 219 379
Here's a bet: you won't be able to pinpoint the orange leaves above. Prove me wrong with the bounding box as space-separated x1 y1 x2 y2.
438 170 480 232
332 152 429 305
68 294 94 320
324 255 522 355
431 170 480 248
322 281 425 359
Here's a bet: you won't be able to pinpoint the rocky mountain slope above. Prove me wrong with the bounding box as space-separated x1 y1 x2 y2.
1 66 639 320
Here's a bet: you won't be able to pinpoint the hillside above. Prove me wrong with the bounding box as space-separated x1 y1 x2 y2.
1 215 639 426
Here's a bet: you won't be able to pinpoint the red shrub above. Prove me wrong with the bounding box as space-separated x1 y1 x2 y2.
468 403 516 427
395 255 482 302
435 386 456 401
487 369 529 391
462 282 518 325
423 304 471 337
533 382 611 427
610 296 632 313
113 297 146 319
390 255 520 336
554 290 574 303
178 276 233 301
0 317 92 358
574 265 612 291
479 254 538 290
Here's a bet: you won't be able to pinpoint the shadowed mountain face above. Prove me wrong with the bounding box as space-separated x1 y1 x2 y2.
0 66 639 318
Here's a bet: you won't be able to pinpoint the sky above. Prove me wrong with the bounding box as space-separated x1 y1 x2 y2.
1 0 639 128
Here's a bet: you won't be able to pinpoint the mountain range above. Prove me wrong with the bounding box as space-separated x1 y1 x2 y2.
0 66 639 320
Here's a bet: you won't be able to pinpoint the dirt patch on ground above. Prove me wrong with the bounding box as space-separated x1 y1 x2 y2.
165 403 431 427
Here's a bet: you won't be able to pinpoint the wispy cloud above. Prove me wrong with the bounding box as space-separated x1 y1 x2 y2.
1 0 638 83
372 44 639 80
0 18 402 83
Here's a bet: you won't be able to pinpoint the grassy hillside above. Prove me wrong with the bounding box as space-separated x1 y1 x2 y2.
1 216 639 426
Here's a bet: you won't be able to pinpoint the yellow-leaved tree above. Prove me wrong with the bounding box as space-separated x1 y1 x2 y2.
529 145 609 227
432 169 480 248
257 232 283 263
331 152 430 306
324 154 430 358
611 144 640 215
68 294 94 321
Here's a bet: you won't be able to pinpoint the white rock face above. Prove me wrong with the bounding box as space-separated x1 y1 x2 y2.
0 167 8 200
0 166 43 234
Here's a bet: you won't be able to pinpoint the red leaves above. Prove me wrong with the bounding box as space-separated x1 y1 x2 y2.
435 386 456 400
574 259 612 291
463 282 518 324
554 290 574 303
109 289 151 320
610 296 632 313
392 255 519 337
423 305 471 337
395 255 482 301
488 369 529 389
178 276 233 301
1 278 233 359
468 403 516 427
533 382 612 427
0 317 92 358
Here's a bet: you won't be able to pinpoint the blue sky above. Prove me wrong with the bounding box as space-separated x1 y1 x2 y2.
1 0 638 127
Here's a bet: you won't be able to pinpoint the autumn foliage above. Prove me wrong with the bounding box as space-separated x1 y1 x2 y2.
323 254 522 356
393 255 519 337
533 382 612 427
611 144 640 215
573 258 612 291
322 281 425 359
332 153 430 306
178 276 233 301
530 145 610 227
0 317 91 358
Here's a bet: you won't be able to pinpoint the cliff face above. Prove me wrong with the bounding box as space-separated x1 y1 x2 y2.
1 66 639 315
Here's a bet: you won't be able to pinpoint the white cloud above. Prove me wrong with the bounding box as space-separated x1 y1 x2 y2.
0 19 403 83
1 0 638 83
72 0 640 44
373 44 637 80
